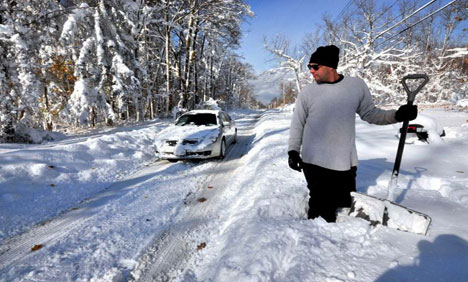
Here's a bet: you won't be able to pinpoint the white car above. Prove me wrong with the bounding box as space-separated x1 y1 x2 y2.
155 110 237 161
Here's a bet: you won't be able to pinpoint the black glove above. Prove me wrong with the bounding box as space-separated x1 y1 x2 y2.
288 150 303 172
395 105 418 122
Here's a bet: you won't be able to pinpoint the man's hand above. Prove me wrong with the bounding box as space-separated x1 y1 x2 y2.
288 150 303 172
395 105 418 122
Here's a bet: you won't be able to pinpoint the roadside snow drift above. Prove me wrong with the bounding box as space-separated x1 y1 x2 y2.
183 107 468 282
0 121 169 241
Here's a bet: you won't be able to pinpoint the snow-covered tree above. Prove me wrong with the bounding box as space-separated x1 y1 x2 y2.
260 0 466 109
318 0 467 105
0 0 255 141
0 0 63 141
60 1 143 127
264 35 306 93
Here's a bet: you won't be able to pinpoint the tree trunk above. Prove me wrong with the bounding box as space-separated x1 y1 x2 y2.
164 4 172 114
91 106 96 127
294 69 301 93
42 86 53 131
210 56 215 98
197 35 206 101
182 0 199 109
440 15 456 58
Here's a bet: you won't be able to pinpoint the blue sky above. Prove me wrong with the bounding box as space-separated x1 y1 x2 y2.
238 0 466 104
236 0 466 75
237 0 350 74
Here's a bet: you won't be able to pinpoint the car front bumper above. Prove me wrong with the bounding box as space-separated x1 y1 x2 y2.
159 150 214 160
157 140 221 160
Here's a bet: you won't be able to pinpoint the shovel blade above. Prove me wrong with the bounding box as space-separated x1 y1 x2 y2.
349 192 431 235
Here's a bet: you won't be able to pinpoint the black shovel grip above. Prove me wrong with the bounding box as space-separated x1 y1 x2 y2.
401 74 429 103
392 74 429 178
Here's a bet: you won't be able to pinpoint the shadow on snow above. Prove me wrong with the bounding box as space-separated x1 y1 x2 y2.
376 234 468 281
357 158 428 204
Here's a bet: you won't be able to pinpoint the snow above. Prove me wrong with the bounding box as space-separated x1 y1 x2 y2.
442 47 468 58
199 98 222 111
69 78 93 124
0 24 13 36
384 200 431 235
0 121 170 241
112 54 133 78
10 34 27 50
155 124 220 155
396 113 446 145
348 192 431 236
457 99 468 108
1 107 468 281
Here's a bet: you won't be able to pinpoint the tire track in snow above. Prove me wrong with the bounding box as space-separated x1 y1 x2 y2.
133 115 260 282
0 161 174 271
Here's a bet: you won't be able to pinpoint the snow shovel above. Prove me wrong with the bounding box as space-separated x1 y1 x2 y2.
348 74 431 235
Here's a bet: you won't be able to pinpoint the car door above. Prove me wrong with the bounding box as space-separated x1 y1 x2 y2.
224 112 236 144
220 112 234 142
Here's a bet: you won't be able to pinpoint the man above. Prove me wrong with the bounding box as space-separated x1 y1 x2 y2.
288 45 417 222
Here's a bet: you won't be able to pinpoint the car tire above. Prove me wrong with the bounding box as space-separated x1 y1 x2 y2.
168 159 178 163
232 129 237 144
219 138 226 159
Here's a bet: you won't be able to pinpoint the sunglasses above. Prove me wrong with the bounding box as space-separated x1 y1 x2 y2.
307 64 321 71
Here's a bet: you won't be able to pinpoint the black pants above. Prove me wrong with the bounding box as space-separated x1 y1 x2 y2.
302 163 357 222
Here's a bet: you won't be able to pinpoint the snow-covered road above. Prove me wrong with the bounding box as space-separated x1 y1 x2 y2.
0 112 261 281
134 114 259 281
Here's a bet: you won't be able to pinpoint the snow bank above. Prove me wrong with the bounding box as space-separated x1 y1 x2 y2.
187 107 390 281
0 120 169 241
12 123 65 144
186 107 468 281
407 114 445 144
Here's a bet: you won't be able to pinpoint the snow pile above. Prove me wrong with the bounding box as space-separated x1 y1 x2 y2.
185 107 468 281
11 123 66 144
196 98 223 111
456 99 468 108
400 113 445 144
0 120 169 241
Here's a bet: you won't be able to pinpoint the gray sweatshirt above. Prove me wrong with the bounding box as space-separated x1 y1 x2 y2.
288 76 397 171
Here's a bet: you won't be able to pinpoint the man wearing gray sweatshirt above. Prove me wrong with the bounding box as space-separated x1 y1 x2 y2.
288 45 417 222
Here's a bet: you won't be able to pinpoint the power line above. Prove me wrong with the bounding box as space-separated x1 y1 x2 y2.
332 0 354 25
390 0 428 25
375 0 459 49
374 0 436 40
319 0 353 42
373 0 402 23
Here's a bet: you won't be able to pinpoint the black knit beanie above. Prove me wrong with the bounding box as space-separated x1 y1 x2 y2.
309 45 340 69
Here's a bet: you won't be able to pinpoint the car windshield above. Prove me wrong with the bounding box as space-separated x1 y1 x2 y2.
176 113 218 126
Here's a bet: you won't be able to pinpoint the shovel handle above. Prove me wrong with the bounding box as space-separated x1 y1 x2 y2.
392 74 429 179
401 74 429 104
